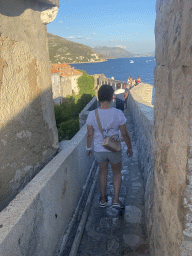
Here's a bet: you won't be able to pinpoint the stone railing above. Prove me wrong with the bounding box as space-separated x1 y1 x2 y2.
0 124 95 256
128 83 154 187
127 83 154 250
79 96 98 129
96 76 127 92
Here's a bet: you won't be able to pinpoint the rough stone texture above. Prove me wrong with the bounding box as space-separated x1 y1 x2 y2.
123 234 140 247
128 85 154 255
40 6 58 25
60 74 82 97
51 72 62 104
132 83 153 105
51 73 83 105
150 0 192 255
128 84 154 196
0 0 59 211
0 124 95 256
125 205 142 224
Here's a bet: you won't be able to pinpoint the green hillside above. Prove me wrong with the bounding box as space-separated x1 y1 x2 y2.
47 33 106 63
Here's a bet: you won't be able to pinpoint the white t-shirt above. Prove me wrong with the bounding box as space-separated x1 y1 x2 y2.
86 107 127 152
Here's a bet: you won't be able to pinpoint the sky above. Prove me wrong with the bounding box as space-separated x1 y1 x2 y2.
47 0 156 54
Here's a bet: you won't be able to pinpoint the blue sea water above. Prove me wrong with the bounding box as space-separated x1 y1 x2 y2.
70 57 156 105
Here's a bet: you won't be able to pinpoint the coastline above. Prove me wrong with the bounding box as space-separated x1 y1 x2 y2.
67 59 109 65
55 56 155 65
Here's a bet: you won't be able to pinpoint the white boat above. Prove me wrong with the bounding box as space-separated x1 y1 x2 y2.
130 60 134 63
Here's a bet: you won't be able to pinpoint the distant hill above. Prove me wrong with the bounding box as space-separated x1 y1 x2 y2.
93 46 136 58
47 33 106 63
134 52 155 57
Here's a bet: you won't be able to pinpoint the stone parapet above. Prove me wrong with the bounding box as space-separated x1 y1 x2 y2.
128 85 154 239
0 123 94 256
79 96 98 129
128 85 154 185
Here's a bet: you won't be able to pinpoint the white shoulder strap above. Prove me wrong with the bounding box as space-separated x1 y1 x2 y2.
95 109 103 135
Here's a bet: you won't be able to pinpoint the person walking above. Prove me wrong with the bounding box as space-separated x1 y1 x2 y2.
113 83 125 111
136 76 141 85
127 76 132 89
86 84 133 208
123 83 129 109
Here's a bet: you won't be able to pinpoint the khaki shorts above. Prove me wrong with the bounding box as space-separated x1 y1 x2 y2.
94 150 122 164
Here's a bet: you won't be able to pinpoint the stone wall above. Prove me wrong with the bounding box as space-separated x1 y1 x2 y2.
0 123 95 256
0 0 59 211
52 73 82 105
51 72 62 104
128 84 154 187
79 96 99 129
128 84 155 255
71 73 81 95
149 0 192 255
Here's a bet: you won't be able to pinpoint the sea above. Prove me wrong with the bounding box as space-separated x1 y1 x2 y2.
70 57 156 105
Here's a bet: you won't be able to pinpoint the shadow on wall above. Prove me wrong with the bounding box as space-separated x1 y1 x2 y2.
0 89 58 212
54 93 93 142
0 0 56 17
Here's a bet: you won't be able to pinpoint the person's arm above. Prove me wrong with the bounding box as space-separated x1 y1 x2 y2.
124 92 129 100
87 124 94 156
87 124 94 148
119 123 132 157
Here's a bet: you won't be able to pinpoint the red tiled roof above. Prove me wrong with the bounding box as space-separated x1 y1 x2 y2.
51 68 60 74
60 68 82 77
51 63 82 77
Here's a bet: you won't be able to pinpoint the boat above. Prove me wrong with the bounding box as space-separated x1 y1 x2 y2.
130 60 134 63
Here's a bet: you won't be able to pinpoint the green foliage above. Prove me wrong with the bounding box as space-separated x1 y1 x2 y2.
77 72 96 97
58 119 79 141
54 71 96 142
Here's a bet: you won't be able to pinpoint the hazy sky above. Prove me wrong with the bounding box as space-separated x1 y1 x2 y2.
47 0 156 54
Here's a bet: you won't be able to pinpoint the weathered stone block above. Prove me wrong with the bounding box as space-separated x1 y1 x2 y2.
0 0 59 211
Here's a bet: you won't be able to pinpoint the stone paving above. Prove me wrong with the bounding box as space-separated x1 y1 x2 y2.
77 105 150 256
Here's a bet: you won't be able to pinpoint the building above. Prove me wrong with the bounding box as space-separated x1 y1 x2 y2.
51 64 83 105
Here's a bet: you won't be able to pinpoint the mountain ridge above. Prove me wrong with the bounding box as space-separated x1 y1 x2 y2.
47 33 154 63
93 46 136 58
47 33 106 64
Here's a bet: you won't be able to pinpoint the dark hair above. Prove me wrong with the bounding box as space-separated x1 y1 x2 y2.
98 84 114 102
116 83 121 89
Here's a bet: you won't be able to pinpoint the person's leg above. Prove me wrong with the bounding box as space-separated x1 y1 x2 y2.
125 99 127 109
121 101 124 112
110 161 122 204
99 160 109 203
